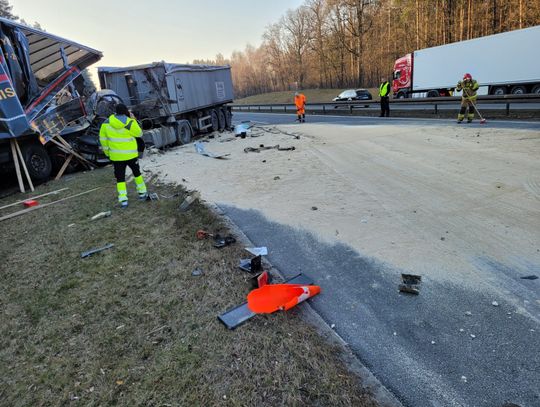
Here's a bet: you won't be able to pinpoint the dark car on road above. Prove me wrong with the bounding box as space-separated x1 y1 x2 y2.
333 89 372 108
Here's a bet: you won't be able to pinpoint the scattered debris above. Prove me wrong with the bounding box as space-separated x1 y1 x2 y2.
23 199 39 208
311 206 318 211
331 324 336 329
399 273 422 295
234 122 252 137
470 334 476 339
273 176 281 180
244 144 296 153
461 376 467 383
179 191 200 212
520 275 538 280
196 229 214 240
218 273 312 329
191 268 204 276
0 187 69 211
146 192 160 201
239 255 263 274
214 234 236 248
250 270 271 289
91 211 111 220
194 141 230 159
81 243 114 259
245 247 268 256
492 301 499 307
465 311 473 316
247 284 320 313
67 223 75 228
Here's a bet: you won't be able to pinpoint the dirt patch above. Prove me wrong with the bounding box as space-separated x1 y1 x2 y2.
0 168 380 406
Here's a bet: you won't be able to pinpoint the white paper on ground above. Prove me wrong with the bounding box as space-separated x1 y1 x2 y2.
245 247 268 256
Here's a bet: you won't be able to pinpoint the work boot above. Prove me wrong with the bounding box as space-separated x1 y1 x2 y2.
138 192 148 201
120 200 129 209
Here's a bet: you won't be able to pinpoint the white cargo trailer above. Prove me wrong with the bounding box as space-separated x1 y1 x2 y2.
392 25 540 98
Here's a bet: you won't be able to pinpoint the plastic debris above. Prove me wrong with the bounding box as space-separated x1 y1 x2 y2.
399 273 422 295
91 211 111 220
247 284 321 313
520 275 538 280
179 191 200 212
194 141 230 159
492 301 499 307
239 255 263 274
81 243 114 258
23 199 39 207
191 268 204 276
214 234 236 248
245 247 268 256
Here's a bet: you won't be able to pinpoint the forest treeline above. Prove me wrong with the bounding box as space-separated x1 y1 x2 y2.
193 0 540 98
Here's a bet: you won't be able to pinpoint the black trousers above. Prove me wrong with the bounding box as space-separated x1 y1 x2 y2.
380 96 390 117
113 158 141 182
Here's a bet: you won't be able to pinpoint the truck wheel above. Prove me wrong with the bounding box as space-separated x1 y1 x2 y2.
210 109 219 132
21 142 52 182
176 120 192 144
223 108 232 130
427 90 439 98
510 85 527 95
491 86 507 95
217 108 226 132
396 91 407 99
532 85 540 94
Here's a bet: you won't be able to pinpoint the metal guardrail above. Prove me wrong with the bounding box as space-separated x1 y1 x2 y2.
230 94 540 116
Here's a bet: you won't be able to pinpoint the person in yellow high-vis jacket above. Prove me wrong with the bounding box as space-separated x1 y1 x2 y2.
99 104 147 208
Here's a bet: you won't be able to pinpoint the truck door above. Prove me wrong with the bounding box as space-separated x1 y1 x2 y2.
174 78 186 112
124 73 140 105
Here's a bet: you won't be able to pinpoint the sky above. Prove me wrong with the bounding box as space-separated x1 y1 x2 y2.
11 0 304 69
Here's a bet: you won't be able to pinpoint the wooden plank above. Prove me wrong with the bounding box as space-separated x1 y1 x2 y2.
10 139 25 193
55 154 73 180
13 138 35 192
0 187 101 222
0 188 69 211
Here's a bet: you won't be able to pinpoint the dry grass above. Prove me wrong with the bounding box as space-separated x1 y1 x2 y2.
0 168 379 406
234 88 379 105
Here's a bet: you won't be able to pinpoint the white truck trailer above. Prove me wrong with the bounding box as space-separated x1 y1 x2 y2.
392 25 540 98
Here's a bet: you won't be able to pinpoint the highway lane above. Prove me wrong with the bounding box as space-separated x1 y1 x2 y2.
233 111 540 131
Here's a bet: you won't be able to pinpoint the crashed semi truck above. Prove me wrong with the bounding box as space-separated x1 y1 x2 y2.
0 16 110 182
392 25 540 98
97 63 234 148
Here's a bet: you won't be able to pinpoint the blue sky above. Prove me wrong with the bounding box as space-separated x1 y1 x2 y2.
11 0 304 67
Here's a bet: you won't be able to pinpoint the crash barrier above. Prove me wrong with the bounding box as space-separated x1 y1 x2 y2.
230 94 540 117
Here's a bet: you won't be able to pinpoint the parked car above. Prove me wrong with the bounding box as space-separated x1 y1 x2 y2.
333 89 372 108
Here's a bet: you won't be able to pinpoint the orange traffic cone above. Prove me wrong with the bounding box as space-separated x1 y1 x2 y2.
247 284 321 313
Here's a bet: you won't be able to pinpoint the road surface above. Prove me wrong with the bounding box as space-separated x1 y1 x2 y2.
147 116 540 407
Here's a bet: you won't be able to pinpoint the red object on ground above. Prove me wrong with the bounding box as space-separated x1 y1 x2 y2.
257 271 269 288
196 229 210 239
23 200 39 207
247 284 321 313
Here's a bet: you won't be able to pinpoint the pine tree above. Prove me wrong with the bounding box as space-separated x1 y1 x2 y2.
0 0 18 20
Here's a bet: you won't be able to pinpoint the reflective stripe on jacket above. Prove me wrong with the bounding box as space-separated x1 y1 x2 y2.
379 82 390 97
456 79 479 100
99 114 142 162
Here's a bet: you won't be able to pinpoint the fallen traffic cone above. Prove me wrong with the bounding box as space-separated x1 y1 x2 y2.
247 284 321 313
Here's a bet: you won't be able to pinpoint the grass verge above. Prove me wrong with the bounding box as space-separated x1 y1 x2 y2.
0 168 379 406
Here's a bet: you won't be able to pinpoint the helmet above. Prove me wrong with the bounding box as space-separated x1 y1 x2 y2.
463 73 472 81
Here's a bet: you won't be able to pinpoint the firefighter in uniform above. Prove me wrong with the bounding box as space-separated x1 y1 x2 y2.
99 104 147 208
379 78 390 117
294 92 306 122
456 73 479 123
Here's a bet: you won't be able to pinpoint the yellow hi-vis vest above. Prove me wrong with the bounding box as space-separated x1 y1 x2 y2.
99 114 142 162
379 81 390 97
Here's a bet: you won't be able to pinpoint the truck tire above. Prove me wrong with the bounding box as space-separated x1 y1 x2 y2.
21 142 52 182
532 85 540 94
210 109 219 132
510 85 527 95
427 90 439 98
491 86 507 95
223 108 232 130
396 91 407 99
176 120 192 144
217 108 226 132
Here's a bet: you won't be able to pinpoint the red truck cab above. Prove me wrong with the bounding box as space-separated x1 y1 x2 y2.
392 53 412 99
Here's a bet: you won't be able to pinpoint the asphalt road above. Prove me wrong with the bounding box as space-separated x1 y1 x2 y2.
233 111 540 131
220 114 540 407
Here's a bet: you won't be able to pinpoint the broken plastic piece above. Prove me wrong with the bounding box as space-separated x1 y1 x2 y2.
247 284 321 313
399 273 422 295
255 271 270 288
398 284 420 295
91 211 111 220
23 199 39 207
179 191 200 212
81 243 114 258
214 234 236 248
245 247 268 256
218 273 313 329
194 141 230 159
239 255 262 273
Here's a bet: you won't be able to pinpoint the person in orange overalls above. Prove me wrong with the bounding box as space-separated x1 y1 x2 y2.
294 92 306 122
